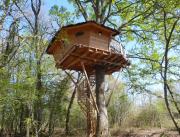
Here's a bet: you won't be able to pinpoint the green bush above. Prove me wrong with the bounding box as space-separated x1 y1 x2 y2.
132 105 161 128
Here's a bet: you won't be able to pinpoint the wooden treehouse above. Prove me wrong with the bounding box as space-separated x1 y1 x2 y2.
46 21 130 137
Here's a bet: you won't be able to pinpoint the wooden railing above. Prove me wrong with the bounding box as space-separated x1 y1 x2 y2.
109 39 126 57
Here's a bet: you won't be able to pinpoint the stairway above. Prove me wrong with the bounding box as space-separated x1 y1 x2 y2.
77 75 97 137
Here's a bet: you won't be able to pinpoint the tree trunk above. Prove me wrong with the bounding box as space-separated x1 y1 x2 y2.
65 88 76 135
0 107 5 136
95 65 109 137
65 72 80 135
87 78 93 136
48 108 54 137
19 105 24 135
162 12 180 134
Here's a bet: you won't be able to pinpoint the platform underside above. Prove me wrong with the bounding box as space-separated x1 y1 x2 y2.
56 44 129 75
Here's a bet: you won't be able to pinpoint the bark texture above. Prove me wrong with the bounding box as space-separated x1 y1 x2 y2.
95 66 109 137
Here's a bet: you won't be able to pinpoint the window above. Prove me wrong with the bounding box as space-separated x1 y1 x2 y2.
75 31 84 37
98 31 102 36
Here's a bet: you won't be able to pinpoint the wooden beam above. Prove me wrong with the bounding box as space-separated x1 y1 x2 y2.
71 53 125 67
66 51 89 69
57 44 128 74
64 71 84 95
81 62 99 114
57 46 76 66
109 55 119 62
77 44 124 58
106 70 121 107
78 102 87 116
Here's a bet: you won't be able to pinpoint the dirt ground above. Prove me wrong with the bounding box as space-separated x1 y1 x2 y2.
53 128 180 137
112 128 180 137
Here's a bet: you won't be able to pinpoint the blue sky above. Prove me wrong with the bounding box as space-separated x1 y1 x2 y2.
43 0 74 12
42 0 85 23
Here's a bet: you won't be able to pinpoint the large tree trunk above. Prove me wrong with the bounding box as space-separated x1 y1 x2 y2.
95 65 109 137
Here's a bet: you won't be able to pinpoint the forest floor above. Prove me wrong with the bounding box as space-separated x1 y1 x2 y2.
111 128 179 137
53 128 180 137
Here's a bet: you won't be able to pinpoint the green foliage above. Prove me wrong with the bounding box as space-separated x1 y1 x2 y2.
0 0 179 136
47 76 70 127
49 5 74 26
108 82 132 127
133 105 161 128
70 101 86 129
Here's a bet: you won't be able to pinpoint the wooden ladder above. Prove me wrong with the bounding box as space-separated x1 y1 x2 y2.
77 75 97 137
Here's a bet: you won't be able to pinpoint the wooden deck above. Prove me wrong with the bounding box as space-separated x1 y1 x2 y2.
55 44 129 75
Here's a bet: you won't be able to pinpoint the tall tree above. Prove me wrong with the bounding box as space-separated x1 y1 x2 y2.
124 0 180 133
68 0 156 136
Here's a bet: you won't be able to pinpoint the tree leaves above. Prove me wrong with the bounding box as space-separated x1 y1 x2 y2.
49 5 74 27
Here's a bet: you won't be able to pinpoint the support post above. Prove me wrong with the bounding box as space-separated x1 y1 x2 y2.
81 62 99 113
86 80 92 137
95 65 109 137
81 62 98 137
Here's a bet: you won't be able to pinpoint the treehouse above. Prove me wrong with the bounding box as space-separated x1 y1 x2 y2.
46 21 129 75
46 21 130 136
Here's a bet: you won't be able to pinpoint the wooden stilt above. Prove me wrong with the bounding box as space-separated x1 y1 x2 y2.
64 71 83 92
81 62 99 113
80 62 99 137
65 70 97 137
106 70 122 107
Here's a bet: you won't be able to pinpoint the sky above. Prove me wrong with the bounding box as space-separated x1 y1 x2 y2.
41 0 84 27
43 0 74 14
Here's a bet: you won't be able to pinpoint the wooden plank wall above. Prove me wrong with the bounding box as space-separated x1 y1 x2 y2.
89 28 111 51
67 27 91 46
52 42 72 63
52 27 91 62
52 25 113 63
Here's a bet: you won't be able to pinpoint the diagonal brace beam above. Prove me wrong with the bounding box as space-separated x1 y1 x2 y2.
81 62 99 114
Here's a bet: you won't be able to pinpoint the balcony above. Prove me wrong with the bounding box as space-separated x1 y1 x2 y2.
109 39 126 58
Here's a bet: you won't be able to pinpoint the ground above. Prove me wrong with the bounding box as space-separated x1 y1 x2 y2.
111 128 179 137
53 128 180 137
